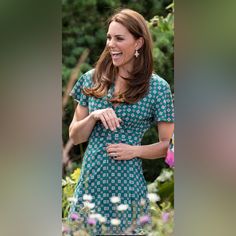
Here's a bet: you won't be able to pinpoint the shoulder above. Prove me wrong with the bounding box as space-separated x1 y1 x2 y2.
82 68 95 77
71 69 95 94
80 69 95 86
149 73 171 92
150 73 169 87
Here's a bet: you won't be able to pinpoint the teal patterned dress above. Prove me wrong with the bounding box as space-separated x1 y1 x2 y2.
69 69 174 234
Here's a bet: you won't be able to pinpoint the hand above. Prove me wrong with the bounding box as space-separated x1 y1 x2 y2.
106 143 137 160
91 108 122 131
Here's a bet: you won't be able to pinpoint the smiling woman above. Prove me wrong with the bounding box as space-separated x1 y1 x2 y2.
68 8 174 235
83 9 154 105
106 21 144 71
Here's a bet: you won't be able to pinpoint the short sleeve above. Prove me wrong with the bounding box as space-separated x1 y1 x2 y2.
69 70 93 107
153 78 174 123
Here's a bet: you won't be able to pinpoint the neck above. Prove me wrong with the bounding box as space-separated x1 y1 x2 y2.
114 74 127 96
118 67 131 78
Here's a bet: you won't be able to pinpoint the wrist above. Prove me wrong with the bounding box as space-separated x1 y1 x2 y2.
132 145 141 158
89 111 97 121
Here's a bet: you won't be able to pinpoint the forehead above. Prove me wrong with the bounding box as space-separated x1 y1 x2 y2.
107 21 131 35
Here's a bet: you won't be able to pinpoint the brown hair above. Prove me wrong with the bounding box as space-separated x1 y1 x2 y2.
84 8 153 104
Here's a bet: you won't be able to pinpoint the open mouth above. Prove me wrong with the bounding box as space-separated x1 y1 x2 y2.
111 52 122 59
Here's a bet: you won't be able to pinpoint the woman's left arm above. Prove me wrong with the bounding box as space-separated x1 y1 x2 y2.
106 122 174 160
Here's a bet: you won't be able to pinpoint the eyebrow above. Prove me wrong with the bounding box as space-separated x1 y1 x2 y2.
106 34 125 37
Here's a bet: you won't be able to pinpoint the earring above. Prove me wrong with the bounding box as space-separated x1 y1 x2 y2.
134 49 139 58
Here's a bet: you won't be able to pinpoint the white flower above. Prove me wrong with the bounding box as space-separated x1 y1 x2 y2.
157 169 173 182
66 176 75 184
83 194 93 201
62 179 67 186
110 196 120 204
147 182 158 193
140 198 146 206
88 213 100 219
147 193 160 202
89 214 107 223
99 216 107 223
67 197 78 203
83 201 95 209
117 204 129 211
111 218 121 226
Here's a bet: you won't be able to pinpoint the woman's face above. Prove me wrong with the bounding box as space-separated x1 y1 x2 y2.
106 21 139 72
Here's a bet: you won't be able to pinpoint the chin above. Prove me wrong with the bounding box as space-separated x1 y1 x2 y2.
112 61 121 67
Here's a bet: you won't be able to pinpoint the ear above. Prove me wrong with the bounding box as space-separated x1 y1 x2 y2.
135 37 144 50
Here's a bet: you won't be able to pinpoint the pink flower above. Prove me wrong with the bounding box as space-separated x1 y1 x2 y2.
70 212 79 221
162 212 170 222
138 215 151 225
165 149 174 168
62 224 69 233
87 217 97 226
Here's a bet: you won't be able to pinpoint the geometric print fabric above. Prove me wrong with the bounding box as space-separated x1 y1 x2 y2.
69 69 174 234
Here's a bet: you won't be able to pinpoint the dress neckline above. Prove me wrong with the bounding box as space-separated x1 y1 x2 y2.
107 82 125 109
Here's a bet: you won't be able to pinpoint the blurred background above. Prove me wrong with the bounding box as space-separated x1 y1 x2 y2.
0 0 235 235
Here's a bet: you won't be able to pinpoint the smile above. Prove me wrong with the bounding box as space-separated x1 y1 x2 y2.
111 52 123 59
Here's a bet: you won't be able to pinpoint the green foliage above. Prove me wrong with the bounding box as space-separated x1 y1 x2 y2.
62 169 174 235
62 168 81 218
62 0 173 69
149 5 174 89
148 201 174 236
148 168 174 207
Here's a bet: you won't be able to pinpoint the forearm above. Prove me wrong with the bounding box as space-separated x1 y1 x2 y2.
69 113 97 145
133 141 169 160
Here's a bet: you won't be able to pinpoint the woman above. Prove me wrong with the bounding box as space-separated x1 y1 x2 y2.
69 8 174 234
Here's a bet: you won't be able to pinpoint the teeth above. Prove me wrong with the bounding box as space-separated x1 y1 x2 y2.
111 52 122 55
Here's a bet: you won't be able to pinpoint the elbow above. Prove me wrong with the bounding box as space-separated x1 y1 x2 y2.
69 126 87 145
69 132 77 145
69 134 79 145
69 126 80 145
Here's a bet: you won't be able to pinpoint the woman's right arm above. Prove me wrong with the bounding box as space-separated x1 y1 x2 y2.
69 104 122 145
69 104 96 145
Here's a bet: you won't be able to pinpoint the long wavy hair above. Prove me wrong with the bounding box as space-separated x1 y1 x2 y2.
84 9 153 104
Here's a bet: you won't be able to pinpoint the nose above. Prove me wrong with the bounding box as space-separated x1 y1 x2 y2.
107 38 115 48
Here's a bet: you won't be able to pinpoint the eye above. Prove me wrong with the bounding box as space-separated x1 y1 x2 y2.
106 35 111 40
116 37 124 41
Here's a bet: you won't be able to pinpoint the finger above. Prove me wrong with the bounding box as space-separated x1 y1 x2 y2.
117 118 122 125
106 146 116 153
106 143 119 149
106 108 121 129
113 156 123 161
100 114 109 129
106 110 118 130
108 152 118 157
107 145 122 153
109 110 121 128
103 111 115 131
111 111 123 128
115 117 121 128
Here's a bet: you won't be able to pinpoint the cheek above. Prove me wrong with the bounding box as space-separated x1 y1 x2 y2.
126 48 135 58
122 44 134 54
